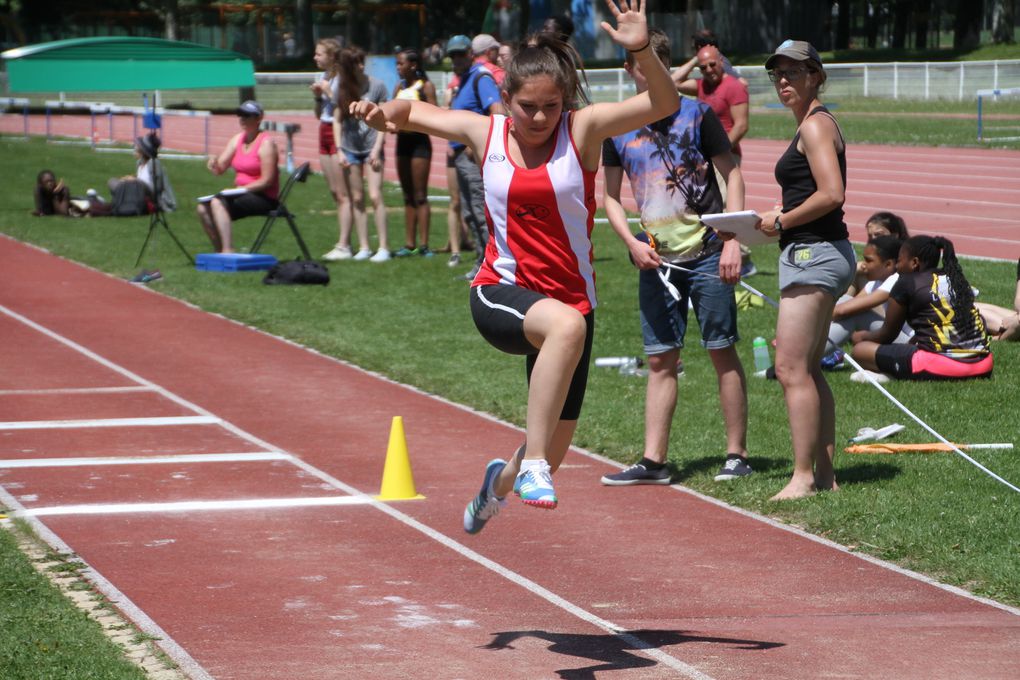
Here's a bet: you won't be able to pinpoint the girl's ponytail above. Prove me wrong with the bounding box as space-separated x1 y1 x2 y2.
934 236 974 310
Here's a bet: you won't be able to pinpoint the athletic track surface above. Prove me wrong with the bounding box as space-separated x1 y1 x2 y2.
1 111 1019 260
1 114 1020 679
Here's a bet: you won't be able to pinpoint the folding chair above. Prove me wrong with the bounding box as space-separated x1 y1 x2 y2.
135 160 193 267
250 161 313 260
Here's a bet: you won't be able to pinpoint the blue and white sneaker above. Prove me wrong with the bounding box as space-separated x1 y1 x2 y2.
820 349 845 371
513 460 558 509
463 459 507 534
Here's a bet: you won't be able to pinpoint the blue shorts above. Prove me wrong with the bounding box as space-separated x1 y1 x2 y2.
639 250 738 355
778 239 856 298
342 150 383 166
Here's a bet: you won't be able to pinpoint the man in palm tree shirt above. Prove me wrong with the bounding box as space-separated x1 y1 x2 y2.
601 28 754 486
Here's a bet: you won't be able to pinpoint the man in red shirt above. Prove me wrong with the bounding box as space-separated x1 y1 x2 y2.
672 45 748 160
673 44 756 276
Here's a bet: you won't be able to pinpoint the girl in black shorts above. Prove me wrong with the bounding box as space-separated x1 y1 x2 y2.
392 50 437 257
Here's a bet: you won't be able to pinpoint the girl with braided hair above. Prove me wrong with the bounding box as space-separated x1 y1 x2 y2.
851 235 992 380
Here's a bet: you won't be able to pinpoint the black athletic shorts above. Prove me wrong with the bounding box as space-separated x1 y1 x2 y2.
470 284 595 421
221 190 278 221
396 131 432 159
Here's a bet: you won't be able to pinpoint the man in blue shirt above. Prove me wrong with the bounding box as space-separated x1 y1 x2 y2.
446 34 504 280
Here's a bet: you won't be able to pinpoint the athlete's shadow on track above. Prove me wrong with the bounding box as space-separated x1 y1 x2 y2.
482 628 782 679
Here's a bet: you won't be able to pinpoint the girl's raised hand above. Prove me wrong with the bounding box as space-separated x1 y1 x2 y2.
600 0 648 52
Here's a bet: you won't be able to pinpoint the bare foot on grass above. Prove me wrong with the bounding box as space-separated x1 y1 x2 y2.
770 480 817 501
814 474 839 492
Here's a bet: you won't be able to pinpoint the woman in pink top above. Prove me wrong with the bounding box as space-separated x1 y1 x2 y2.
198 100 280 253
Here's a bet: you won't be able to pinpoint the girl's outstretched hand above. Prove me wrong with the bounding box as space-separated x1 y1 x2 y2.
349 101 397 133
600 0 648 52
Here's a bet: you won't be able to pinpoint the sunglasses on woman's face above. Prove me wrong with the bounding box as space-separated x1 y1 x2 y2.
767 67 809 83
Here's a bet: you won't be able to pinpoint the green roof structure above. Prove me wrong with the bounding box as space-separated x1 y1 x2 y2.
2 37 255 92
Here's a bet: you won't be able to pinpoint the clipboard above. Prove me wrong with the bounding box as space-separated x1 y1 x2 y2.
700 210 774 246
197 187 248 203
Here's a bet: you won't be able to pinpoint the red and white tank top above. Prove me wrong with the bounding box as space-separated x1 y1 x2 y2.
231 131 279 199
473 113 597 313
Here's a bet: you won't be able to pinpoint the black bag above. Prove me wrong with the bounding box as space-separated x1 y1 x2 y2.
111 180 152 216
263 259 330 286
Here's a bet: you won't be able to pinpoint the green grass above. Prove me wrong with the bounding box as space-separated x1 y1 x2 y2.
1 133 1019 670
0 526 147 679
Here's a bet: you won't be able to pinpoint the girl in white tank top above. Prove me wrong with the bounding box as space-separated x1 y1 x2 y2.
349 0 681 532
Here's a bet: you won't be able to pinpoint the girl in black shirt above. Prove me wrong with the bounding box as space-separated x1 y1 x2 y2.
851 235 992 380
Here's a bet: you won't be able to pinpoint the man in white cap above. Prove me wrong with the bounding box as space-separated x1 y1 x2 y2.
471 33 505 84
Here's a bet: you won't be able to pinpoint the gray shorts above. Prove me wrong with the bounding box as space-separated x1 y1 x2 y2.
778 239 856 298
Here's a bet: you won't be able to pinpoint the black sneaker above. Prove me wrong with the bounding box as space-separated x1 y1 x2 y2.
714 454 753 481
601 463 671 486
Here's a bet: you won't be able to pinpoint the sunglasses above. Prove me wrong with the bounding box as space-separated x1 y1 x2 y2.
697 61 719 71
767 67 810 83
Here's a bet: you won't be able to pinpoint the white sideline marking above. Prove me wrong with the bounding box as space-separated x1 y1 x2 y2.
0 386 154 395
0 485 214 680
0 415 220 431
0 300 715 679
0 452 291 469
24 495 372 517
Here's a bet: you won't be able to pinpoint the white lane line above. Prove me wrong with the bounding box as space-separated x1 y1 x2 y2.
0 484 214 680
1 301 715 679
0 415 220 431
281 455 716 680
0 452 291 468
0 386 155 396
22 495 372 517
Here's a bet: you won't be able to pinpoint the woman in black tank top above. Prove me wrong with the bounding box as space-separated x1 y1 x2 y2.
756 40 856 501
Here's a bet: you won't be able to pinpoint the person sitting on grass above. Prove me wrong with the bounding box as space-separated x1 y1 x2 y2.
850 235 992 381
32 170 71 216
820 235 912 369
845 211 910 297
975 256 1020 342
88 133 177 217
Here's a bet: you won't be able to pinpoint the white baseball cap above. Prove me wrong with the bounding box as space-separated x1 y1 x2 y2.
471 34 499 54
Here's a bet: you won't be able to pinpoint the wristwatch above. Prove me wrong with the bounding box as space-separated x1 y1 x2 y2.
774 216 784 233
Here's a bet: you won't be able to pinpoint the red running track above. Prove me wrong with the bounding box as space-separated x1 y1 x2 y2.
1 235 1019 679
3 112 1019 261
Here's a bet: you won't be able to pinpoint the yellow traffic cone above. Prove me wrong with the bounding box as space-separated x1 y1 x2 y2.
376 416 424 501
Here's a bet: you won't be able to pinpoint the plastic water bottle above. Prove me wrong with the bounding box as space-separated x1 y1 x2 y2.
752 336 772 375
594 357 645 376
